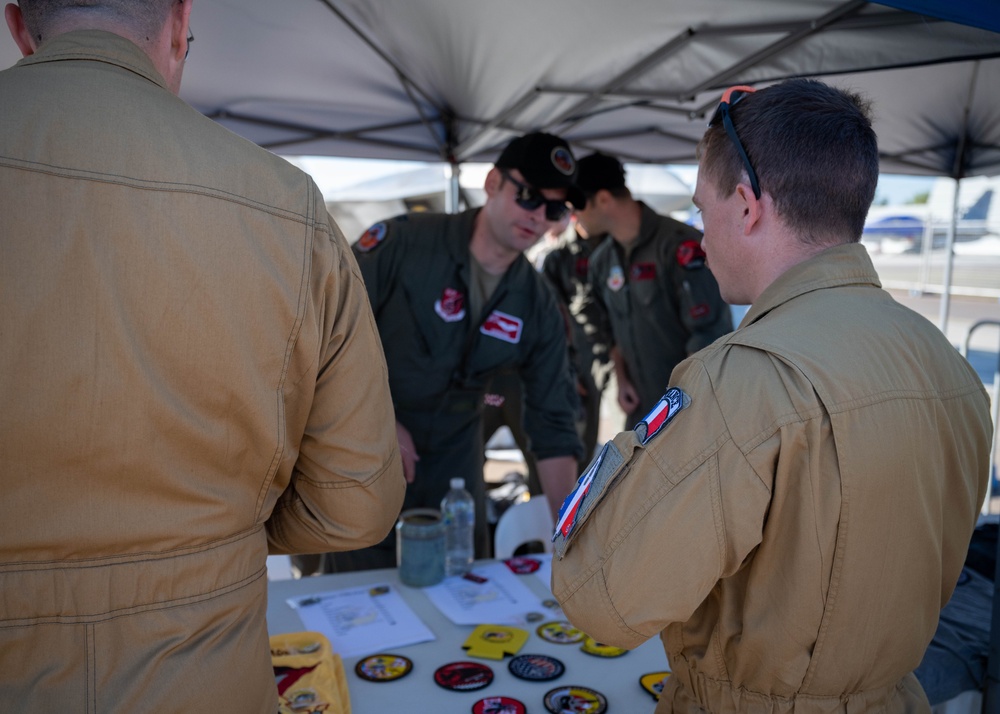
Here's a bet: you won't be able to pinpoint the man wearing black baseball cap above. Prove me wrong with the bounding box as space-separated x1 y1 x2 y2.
317 132 586 573
576 152 732 429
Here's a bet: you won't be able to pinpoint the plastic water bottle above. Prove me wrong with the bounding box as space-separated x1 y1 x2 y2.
441 477 475 576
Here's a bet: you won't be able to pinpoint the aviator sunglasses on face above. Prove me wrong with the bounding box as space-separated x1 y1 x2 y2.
500 170 571 222
708 85 761 199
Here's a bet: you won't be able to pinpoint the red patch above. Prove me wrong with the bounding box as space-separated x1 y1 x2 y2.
676 240 706 268
434 287 466 322
630 263 656 281
480 310 523 344
690 303 710 319
574 257 589 279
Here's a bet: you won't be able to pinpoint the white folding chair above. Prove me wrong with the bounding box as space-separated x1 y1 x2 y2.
493 496 555 559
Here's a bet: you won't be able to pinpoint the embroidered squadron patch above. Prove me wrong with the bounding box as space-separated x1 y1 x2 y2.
630 262 656 281
480 310 523 344
607 265 625 291
676 239 706 269
356 222 387 252
434 287 466 322
551 147 576 175
637 387 690 444
689 303 710 319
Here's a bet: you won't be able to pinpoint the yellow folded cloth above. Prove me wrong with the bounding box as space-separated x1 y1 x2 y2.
271 631 351 714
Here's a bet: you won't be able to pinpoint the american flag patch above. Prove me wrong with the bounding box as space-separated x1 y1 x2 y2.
638 388 689 444
553 443 609 540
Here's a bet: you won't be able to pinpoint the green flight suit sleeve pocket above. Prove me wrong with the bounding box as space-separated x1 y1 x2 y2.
552 430 641 559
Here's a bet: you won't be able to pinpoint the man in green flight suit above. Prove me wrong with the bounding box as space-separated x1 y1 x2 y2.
578 153 733 429
334 133 586 570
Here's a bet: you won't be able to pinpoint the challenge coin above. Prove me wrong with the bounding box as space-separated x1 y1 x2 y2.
536 621 585 644
472 695 527 714
543 685 608 714
354 654 413 682
508 654 565 682
434 661 494 691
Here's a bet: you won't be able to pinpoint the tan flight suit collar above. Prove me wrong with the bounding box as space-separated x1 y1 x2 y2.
17 29 169 91
744 242 882 328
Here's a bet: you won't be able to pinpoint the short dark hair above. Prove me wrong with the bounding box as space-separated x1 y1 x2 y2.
17 0 175 45
698 78 878 245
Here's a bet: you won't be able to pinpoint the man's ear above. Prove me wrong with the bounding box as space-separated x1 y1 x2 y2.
5 3 37 57
735 182 763 236
592 189 613 211
484 167 503 198
168 0 193 63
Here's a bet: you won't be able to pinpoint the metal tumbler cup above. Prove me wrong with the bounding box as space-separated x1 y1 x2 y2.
396 508 445 587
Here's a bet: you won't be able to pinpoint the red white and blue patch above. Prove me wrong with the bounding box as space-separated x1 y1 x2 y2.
356 222 387 252
480 310 523 344
551 147 576 176
553 443 609 540
638 387 690 444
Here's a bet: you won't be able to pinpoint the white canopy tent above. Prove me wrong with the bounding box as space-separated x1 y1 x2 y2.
3 0 1000 708
4 2 997 182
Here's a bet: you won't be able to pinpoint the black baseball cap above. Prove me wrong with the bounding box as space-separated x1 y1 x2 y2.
575 152 627 195
495 132 586 209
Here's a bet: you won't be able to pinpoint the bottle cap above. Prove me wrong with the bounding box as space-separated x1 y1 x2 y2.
450 477 465 489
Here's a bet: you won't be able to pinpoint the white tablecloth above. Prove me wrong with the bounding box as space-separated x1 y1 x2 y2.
267 559 670 713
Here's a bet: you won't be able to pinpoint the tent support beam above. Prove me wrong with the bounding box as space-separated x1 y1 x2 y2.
937 61 978 335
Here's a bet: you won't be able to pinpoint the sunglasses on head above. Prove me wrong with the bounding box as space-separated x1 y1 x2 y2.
500 170 571 222
708 85 761 199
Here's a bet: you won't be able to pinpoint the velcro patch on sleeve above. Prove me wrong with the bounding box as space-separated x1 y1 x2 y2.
635 387 690 445
553 435 637 558
355 222 388 252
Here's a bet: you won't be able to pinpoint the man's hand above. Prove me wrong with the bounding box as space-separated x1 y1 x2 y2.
537 456 579 521
396 421 419 484
610 345 641 415
617 378 640 415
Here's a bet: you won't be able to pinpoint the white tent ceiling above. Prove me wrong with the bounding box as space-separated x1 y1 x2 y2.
3 1 998 177
180 1 1000 177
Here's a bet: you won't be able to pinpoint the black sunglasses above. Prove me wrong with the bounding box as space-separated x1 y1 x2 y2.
185 27 193 60
708 85 761 199
500 170 571 222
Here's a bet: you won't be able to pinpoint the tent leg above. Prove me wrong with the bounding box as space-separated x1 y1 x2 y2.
937 177 960 334
446 162 461 214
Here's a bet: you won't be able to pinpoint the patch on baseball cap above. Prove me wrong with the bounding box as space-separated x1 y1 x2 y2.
495 132 585 209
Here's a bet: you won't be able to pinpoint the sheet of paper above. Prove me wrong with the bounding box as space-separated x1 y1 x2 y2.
534 553 553 592
286 583 435 658
422 561 549 625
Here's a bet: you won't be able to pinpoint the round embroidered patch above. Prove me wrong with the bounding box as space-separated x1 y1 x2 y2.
434 661 494 692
